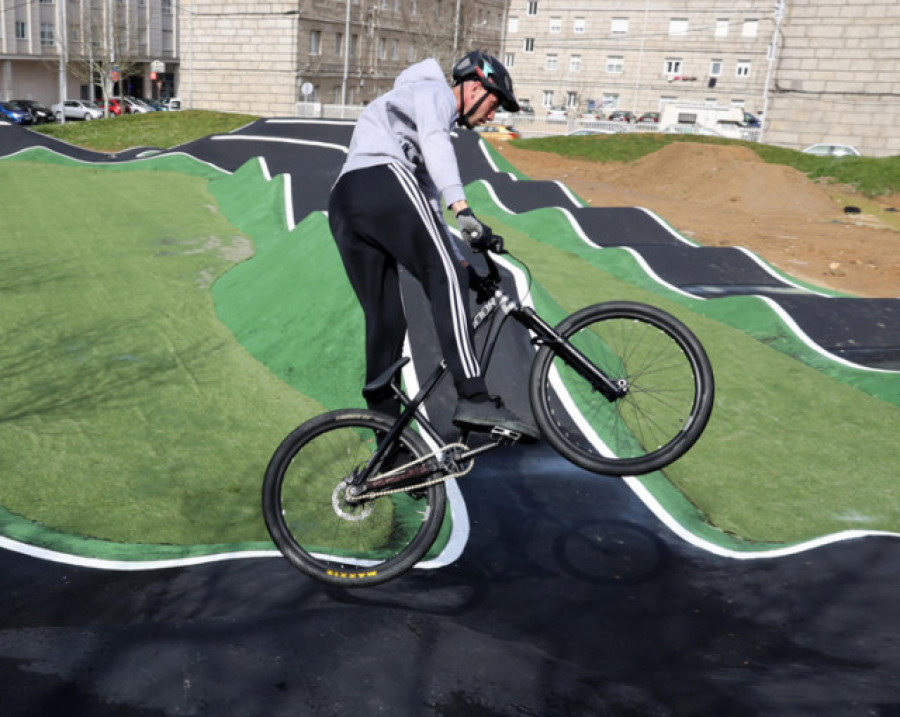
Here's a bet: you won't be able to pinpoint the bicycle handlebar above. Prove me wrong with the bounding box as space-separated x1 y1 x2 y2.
468 237 505 304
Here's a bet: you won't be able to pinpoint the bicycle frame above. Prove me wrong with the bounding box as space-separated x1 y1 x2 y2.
349 250 626 493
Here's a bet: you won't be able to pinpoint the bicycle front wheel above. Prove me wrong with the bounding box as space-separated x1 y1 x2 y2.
262 409 446 587
529 302 714 476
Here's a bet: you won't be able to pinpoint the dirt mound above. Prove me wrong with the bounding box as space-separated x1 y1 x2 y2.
491 141 900 298
609 143 839 217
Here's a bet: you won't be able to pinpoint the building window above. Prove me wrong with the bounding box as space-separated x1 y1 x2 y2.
508 16 519 33
709 59 723 77
736 60 751 77
606 56 624 74
523 37 534 53
40 22 55 45
335 33 343 56
566 91 577 109
378 37 386 60
15 21 26 40
527 1 538 16
545 54 557 71
549 16 561 33
574 17 585 34
603 93 619 110
162 0 172 16
569 54 581 72
664 58 682 77
390 39 398 60
349 34 358 57
669 19 689 36
715 19 728 38
39 0 53 4
611 18 628 34
505 53 515 68
310 30 321 55
742 19 758 38
541 90 553 107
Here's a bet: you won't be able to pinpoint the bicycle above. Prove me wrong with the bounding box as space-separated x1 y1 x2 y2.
262 243 714 587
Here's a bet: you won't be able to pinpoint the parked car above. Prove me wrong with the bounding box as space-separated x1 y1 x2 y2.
51 100 104 121
636 112 660 124
567 128 619 136
474 123 521 141
546 105 569 122
122 96 152 114
162 97 182 111
742 112 761 128
94 98 124 116
607 110 636 123
802 143 861 157
11 99 53 124
578 110 605 123
518 103 534 115
0 101 33 125
138 98 168 111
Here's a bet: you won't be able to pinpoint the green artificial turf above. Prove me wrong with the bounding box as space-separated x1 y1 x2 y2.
0 160 320 549
2 130 899 558
464 192 900 544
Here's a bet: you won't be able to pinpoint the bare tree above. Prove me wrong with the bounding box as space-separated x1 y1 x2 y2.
63 0 145 115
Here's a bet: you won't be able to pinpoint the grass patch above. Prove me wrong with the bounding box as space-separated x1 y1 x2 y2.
514 133 900 197
4 115 899 554
33 110 260 152
467 199 900 544
0 161 319 546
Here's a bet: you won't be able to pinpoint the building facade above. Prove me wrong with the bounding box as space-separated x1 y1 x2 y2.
502 0 773 120
763 0 900 157
502 0 900 156
0 0 178 106
183 0 506 117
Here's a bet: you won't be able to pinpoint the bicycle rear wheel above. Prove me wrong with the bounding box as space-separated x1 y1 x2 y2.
262 409 446 587
529 302 714 476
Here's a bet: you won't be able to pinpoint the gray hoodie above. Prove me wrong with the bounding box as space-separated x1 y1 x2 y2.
338 58 465 211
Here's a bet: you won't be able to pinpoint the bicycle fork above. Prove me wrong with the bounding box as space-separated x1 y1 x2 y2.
514 305 629 402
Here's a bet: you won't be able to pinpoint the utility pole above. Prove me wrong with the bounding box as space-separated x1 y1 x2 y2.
340 0 350 115
56 0 67 123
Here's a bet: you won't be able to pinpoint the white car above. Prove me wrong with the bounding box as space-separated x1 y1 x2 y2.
802 143 862 157
123 96 153 114
51 100 104 121
546 106 569 122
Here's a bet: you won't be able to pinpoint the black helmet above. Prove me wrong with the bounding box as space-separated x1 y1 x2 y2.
452 50 519 113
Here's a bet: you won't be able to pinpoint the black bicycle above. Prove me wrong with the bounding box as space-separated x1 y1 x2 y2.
262 245 714 586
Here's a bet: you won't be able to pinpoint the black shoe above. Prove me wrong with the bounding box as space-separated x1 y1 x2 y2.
452 396 540 442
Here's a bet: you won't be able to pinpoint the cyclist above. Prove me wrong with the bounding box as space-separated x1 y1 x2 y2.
328 50 538 440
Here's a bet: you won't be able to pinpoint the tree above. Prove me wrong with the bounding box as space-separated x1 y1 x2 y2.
63 0 145 115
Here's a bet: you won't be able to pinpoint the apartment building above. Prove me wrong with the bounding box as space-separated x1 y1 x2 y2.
503 0 900 156
0 0 178 106
183 0 506 116
502 0 773 120
763 0 900 157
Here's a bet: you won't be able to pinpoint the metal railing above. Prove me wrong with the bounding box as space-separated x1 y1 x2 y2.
301 103 762 142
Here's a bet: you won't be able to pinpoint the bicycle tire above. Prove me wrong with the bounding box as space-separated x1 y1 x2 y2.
529 302 714 476
262 409 447 587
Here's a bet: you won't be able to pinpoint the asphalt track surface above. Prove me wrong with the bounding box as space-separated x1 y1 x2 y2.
2 120 899 716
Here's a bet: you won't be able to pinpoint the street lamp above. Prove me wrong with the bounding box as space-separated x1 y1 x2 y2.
340 0 350 115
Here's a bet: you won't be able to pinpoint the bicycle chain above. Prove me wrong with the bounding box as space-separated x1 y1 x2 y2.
347 443 473 501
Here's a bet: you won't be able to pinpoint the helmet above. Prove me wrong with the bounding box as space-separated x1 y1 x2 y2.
452 50 519 113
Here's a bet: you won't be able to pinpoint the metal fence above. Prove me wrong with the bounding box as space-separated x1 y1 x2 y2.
298 102 762 142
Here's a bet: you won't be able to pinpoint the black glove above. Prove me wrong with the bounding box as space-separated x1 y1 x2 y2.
456 208 497 252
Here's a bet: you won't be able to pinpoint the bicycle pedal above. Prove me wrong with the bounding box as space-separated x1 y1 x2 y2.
490 426 522 443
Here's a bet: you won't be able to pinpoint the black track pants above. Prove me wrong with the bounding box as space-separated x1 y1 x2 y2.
328 163 487 416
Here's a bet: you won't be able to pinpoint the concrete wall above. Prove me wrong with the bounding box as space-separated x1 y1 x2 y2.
180 1 297 116
764 0 900 156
